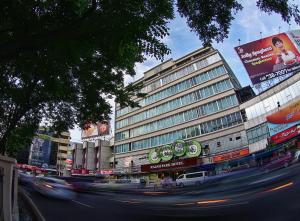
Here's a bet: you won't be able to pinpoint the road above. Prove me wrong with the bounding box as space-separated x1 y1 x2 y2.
22 164 300 221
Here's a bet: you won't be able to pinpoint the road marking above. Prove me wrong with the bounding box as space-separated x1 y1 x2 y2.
71 200 94 208
250 174 283 185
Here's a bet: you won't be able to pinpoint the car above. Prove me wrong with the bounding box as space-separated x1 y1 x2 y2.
176 171 208 187
261 152 293 173
33 177 76 200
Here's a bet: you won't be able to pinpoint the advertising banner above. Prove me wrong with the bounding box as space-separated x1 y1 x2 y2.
213 148 249 163
266 100 300 124
81 120 110 139
235 30 300 85
141 158 199 172
268 121 300 136
270 125 300 144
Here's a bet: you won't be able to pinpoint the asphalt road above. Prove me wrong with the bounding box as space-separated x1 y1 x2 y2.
22 164 300 221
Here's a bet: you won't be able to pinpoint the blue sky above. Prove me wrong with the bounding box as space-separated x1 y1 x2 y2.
70 1 300 142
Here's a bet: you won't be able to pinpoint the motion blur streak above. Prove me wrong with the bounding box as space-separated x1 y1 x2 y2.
197 199 228 204
265 181 294 192
119 200 141 204
175 202 196 206
142 192 168 195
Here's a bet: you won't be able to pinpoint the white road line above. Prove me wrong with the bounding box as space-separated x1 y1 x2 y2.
71 200 94 208
250 174 283 185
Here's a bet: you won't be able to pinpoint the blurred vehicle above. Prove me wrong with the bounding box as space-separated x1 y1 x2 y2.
44 168 58 176
161 177 175 188
18 171 34 186
33 177 75 200
293 150 300 163
262 152 293 173
176 171 208 187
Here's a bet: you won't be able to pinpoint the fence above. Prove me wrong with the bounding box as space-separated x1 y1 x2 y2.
0 155 18 221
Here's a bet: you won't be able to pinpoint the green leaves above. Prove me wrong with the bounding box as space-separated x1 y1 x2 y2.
177 0 300 45
0 0 174 155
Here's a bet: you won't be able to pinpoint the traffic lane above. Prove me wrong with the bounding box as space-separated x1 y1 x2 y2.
24 185 234 221
23 186 163 221
23 177 299 221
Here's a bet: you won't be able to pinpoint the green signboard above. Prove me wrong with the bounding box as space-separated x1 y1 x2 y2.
173 140 186 157
160 145 173 161
186 140 201 158
147 139 202 163
148 148 161 164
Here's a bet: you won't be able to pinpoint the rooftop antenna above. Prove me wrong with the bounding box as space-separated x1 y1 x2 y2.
260 32 262 39
238 39 241 46
278 26 281 33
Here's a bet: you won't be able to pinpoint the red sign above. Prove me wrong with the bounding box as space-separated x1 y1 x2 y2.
97 170 113 175
141 157 199 172
271 125 299 143
213 148 249 163
235 31 300 85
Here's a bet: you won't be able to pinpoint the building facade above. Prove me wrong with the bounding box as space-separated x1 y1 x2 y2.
71 138 114 175
240 71 300 154
114 47 249 176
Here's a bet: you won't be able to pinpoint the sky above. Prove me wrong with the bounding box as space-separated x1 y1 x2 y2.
70 1 300 142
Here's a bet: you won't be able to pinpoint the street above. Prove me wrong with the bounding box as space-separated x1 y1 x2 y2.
22 164 300 221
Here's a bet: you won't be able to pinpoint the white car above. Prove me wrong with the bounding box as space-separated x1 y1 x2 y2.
176 171 208 187
34 177 76 200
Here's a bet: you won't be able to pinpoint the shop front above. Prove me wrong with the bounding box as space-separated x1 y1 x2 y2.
140 139 203 182
211 148 250 173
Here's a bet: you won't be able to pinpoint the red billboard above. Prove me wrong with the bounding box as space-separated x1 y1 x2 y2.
270 125 300 144
235 30 300 85
213 148 249 163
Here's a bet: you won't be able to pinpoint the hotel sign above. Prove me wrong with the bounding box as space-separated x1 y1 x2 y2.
141 158 199 172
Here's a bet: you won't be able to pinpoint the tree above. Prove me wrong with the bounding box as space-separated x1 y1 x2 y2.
0 0 174 155
177 0 300 45
0 0 299 156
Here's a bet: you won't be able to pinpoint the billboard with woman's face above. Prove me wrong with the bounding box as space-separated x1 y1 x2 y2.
81 120 110 139
235 30 300 85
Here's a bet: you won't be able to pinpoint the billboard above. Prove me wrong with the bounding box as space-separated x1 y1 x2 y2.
213 148 249 163
81 120 110 139
235 30 300 85
266 100 300 124
270 125 300 144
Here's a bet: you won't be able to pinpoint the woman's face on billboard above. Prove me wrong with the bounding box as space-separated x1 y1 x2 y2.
275 41 284 49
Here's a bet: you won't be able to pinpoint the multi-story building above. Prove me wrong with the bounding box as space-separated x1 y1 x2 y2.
51 131 70 175
114 47 249 176
71 138 114 175
240 71 300 154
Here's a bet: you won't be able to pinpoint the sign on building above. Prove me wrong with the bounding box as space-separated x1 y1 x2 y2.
81 120 110 140
235 30 300 85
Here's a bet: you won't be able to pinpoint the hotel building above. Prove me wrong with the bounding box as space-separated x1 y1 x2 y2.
114 47 249 175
